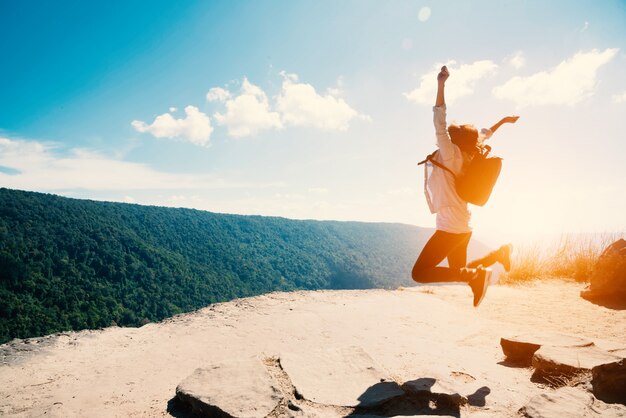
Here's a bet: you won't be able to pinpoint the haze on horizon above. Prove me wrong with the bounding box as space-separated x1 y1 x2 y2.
1 0 625 246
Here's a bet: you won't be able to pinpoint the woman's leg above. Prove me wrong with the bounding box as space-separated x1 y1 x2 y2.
447 232 472 269
466 252 499 269
467 244 513 270
412 231 472 283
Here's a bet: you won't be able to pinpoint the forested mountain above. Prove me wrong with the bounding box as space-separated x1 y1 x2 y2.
0 188 477 344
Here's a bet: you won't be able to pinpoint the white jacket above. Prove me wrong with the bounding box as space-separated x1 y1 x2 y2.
423 105 472 233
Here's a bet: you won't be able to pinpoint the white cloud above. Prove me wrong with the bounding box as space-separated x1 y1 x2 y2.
404 60 498 105
492 48 619 108
206 87 231 102
506 51 526 69
208 73 366 137
169 107 178 113
0 137 239 192
131 105 213 146
275 72 365 131
612 91 626 104
212 78 283 138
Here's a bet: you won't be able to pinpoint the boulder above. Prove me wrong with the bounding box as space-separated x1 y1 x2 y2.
518 386 595 418
402 377 466 406
401 374 489 407
532 344 622 382
279 346 404 407
176 357 282 417
500 332 593 366
581 238 626 304
592 358 626 405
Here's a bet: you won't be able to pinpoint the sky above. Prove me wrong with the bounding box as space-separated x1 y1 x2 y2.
1 0 625 247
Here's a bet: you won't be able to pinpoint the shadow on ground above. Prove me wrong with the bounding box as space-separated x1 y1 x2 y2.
497 358 532 369
581 294 626 310
167 396 195 418
345 377 491 417
167 376 492 417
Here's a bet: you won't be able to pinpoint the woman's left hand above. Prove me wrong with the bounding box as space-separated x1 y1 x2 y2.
504 116 520 124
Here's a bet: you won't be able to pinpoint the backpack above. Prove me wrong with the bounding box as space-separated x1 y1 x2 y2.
418 145 502 206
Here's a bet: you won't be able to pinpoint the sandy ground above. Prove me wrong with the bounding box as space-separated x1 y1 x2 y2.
0 280 624 417
414 280 626 343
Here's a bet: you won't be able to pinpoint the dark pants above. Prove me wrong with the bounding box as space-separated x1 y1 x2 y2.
412 230 499 283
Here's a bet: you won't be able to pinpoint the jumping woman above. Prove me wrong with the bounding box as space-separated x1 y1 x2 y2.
412 65 519 307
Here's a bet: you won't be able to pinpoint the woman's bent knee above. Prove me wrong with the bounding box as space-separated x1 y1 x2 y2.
412 266 427 283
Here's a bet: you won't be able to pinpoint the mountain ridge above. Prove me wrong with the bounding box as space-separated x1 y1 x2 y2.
0 187 488 344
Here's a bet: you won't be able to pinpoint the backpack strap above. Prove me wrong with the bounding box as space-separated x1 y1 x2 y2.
417 150 437 166
418 150 457 179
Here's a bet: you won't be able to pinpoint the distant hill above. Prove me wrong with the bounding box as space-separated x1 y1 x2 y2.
0 188 487 344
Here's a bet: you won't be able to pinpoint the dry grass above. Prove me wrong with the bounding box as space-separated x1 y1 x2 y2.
535 370 592 389
500 233 623 284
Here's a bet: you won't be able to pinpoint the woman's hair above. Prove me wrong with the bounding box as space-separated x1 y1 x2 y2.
448 124 479 154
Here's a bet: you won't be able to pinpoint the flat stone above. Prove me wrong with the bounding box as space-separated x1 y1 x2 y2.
593 338 626 352
518 386 595 418
500 332 593 366
592 358 626 405
402 377 466 406
611 349 626 357
280 346 404 407
532 345 622 379
176 357 282 417
401 372 491 408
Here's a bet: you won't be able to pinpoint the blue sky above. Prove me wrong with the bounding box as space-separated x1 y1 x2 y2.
1 0 625 245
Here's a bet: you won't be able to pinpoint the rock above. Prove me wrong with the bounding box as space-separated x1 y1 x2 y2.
402 376 489 407
532 344 622 382
401 372 491 409
518 386 595 418
500 332 593 366
402 377 465 406
581 238 626 306
279 346 404 407
611 348 626 358
593 338 626 353
592 358 626 405
520 385 626 418
176 357 282 417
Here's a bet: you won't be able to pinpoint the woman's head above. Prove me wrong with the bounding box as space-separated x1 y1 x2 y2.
448 124 479 154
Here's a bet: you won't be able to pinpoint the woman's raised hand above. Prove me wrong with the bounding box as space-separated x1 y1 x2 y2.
503 115 520 124
437 66 449 83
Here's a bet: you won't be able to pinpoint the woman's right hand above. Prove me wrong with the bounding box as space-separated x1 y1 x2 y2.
437 66 449 83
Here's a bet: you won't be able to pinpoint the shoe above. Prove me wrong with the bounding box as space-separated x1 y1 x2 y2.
469 267 492 307
498 244 513 272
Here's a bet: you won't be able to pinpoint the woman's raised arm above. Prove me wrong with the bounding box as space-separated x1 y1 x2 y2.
488 115 520 135
435 66 449 107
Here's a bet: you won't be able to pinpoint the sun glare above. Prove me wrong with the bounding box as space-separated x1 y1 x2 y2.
418 7 431 22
